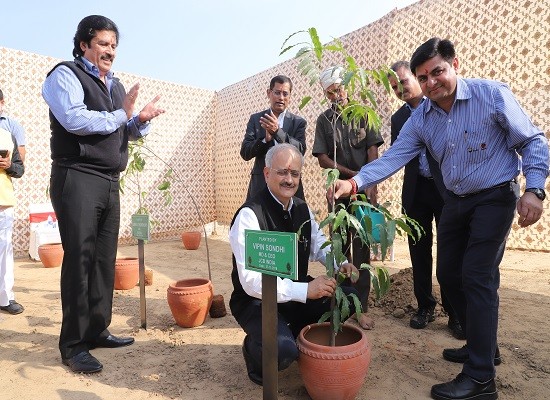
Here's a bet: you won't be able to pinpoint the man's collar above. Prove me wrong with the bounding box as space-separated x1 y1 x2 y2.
79 56 114 80
267 187 294 211
405 96 425 112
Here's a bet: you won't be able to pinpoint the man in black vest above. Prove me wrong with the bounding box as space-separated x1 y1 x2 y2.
230 143 360 385
42 15 165 374
389 61 464 340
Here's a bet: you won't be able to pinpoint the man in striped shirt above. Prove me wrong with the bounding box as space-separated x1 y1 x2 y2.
334 37 548 400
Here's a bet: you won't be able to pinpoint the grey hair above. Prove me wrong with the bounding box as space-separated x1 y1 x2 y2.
265 143 304 168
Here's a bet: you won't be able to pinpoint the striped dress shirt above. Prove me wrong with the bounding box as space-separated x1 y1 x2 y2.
355 78 549 195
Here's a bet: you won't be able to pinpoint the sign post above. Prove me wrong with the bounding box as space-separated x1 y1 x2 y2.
132 214 150 329
245 230 297 400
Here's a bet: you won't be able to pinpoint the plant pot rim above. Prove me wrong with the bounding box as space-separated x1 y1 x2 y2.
169 278 211 290
298 322 366 351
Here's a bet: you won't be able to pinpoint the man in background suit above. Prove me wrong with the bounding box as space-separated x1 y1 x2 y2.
389 61 463 339
240 75 307 200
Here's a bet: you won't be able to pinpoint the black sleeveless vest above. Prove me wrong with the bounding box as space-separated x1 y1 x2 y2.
229 188 313 319
46 58 128 180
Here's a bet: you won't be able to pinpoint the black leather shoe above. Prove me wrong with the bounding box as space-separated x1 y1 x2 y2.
242 337 263 386
89 334 134 349
0 300 24 315
62 351 103 373
448 316 466 340
443 345 501 366
410 307 435 329
431 373 497 400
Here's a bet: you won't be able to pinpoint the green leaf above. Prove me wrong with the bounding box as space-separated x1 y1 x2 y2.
298 96 312 110
157 181 170 191
319 311 331 323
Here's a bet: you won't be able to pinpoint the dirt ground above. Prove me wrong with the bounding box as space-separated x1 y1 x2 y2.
1 227 549 400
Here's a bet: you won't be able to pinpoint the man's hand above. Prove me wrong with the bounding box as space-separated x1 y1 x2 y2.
0 150 11 170
259 111 279 142
328 179 353 202
339 263 359 283
517 192 543 227
138 95 165 123
307 275 336 299
365 185 378 206
123 83 140 119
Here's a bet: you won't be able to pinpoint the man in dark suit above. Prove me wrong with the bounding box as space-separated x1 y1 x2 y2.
389 61 463 339
240 75 307 200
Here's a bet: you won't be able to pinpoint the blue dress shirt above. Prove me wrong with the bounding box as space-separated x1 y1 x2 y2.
355 78 549 195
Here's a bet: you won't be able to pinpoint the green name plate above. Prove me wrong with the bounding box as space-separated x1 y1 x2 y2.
131 214 150 241
244 229 297 280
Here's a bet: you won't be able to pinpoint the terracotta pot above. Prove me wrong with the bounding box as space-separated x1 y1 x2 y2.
296 322 372 400
167 278 213 327
37 243 64 268
114 257 139 290
209 294 227 318
181 231 201 250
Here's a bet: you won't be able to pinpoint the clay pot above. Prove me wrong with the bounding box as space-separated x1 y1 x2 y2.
296 322 372 400
167 278 213 327
209 294 227 318
114 257 139 290
181 231 201 250
37 243 64 268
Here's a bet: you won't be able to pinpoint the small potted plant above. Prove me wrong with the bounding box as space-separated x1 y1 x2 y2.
121 138 224 325
282 28 422 399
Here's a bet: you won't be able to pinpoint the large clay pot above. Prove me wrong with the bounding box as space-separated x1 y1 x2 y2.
296 322 372 400
181 231 201 250
114 257 139 290
167 278 213 327
37 243 64 268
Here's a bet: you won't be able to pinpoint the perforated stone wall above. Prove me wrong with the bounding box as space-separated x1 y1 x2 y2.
1 0 549 256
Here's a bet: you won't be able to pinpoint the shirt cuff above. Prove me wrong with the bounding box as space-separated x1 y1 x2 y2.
291 281 309 303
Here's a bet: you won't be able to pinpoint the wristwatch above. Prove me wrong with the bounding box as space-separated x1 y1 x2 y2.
525 188 546 201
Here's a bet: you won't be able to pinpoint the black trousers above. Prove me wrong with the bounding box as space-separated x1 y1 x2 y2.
50 166 120 359
406 176 453 312
437 182 518 381
237 286 359 375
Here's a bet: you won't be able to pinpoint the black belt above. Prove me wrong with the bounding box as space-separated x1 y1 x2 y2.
450 180 515 198
418 175 434 180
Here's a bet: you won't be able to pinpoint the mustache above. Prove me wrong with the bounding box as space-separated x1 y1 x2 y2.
280 182 295 188
101 54 113 61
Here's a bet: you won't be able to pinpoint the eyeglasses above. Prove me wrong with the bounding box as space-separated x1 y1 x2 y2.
270 90 290 98
326 85 345 96
271 168 301 178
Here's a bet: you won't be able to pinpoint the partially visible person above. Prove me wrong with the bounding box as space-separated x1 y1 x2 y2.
0 128 25 315
0 89 26 163
389 60 464 339
42 15 165 374
240 75 307 200
333 37 548 400
312 65 384 330
230 143 360 385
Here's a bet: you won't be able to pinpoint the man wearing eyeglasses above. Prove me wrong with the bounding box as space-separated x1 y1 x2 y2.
240 75 307 201
230 143 360 385
312 66 384 330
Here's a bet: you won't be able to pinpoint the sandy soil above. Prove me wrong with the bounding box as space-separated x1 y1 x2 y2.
1 228 549 400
